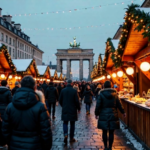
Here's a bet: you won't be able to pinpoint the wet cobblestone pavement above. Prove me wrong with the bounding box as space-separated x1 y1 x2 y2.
0 101 136 150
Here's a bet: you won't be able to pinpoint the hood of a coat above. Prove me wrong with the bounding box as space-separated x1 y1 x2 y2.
48 85 55 90
0 87 9 94
12 87 39 110
100 88 117 99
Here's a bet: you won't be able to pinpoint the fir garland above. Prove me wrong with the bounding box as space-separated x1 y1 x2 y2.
0 44 16 74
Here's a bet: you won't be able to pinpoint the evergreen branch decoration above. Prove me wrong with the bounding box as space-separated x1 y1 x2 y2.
0 44 16 74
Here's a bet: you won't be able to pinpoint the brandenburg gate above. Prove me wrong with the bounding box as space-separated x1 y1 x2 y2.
55 38 94 81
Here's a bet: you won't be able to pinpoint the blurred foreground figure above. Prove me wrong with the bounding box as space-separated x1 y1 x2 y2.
2 76 52 150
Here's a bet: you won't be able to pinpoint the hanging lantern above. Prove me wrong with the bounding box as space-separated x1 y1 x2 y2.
117 71 123 77
18 77 21 80
126 67 134 75
9 75 12 79
15 76 18 79
112 73 116 78
140 62 150 72
103 76 105 80
1 74 5 78
107 75 111 79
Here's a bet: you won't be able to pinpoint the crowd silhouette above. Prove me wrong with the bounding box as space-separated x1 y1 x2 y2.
0 76 126 150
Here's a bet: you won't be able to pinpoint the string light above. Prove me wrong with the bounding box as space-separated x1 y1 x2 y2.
22 22 122 31
11 0 141 17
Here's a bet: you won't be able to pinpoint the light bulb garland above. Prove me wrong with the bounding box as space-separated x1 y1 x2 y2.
0 44 16 74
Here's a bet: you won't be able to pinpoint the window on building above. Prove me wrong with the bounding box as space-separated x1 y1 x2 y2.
6 35 8 43
22 52 24 58
9 38 11 45
1 33 4 41
18 50 19 58
18 41 19 48
13 39 15 46
13 49 15 58
20 51 21 58
9 47 11 55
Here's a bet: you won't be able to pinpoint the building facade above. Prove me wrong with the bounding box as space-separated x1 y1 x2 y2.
0 8 43 65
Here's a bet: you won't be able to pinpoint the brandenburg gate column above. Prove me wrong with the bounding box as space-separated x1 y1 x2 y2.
67 59 71 79
79 59 83 81
89 59 93 80
57 59 62 72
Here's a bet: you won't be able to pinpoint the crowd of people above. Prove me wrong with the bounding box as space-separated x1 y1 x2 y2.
0 76 126 150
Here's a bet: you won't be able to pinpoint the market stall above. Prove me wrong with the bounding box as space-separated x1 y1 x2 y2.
112 4 150 148
9 59 40 89
57 72 63 81
37 65 51 82
0 44 16 84
50 69 59 82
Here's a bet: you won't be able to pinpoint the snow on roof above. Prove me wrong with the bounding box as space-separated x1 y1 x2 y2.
57 72 61 77
111 39 119 50
12 59 33 71
50 69 56 76
37 66 48 75
136 7 150 13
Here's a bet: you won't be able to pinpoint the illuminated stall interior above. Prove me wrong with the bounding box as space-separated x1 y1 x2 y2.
0 44 16 84
37 65 51 82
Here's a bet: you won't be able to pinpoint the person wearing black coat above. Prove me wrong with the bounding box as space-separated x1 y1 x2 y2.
83 84 93 115
2 76 52 150
95 81 126 150
57 83 62 96
0 80 12 120
37 81 44 93
45 82 59 119
11 81 20 96
41 81 48 96
59 80 81 145
95 84 102 100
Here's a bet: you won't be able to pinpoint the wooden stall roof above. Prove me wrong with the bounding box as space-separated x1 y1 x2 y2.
50 69 58 78
0 44 16 74
12 59 39 77
37 65 51 78
122 24 148 60
57 72 63 79
106 39 119 69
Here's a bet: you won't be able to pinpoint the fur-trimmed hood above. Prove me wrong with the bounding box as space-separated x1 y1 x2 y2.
35 90 45 104
100 88 117 99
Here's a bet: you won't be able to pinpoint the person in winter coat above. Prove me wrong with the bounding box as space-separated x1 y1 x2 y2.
11 81 20 96
59 80 81 145
45 82 59 119
83 85 93 115
0 80 12 120
57 83 62 96
2 76 52 150
37 81 44 93
95 80 126 150
95 84 102 100
35 90 45 104
41 81 48 96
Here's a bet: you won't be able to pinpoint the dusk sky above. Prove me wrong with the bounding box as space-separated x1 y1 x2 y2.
1 0 143 78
